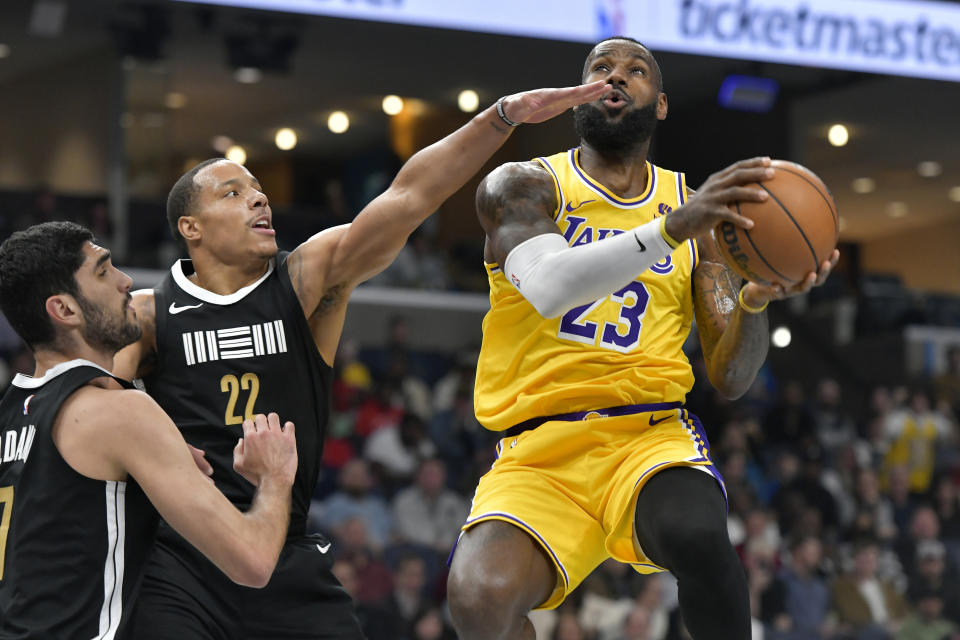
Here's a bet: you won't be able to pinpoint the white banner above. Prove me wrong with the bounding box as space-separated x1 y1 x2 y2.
176 0 960 82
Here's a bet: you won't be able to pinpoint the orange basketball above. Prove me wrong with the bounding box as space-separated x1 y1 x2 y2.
715 160 838 287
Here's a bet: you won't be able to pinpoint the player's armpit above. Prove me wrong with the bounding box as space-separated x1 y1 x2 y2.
113 289 157 380
476 161 561 267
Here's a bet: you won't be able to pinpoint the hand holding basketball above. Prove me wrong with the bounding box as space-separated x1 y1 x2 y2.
715 160 839 290
664 157 774 242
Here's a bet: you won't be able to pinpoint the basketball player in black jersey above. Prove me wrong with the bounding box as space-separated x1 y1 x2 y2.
0 222 298 639
112 83 610 638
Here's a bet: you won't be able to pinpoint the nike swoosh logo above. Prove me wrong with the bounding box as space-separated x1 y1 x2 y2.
648 413 671 426
565 199 595 213
169 302 203 314
316 543 332 554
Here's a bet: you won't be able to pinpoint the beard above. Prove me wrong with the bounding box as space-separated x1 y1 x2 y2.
77 293 143 353
573 99 659 155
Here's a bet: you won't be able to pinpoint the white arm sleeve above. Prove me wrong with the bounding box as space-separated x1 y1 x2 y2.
503 217 680 318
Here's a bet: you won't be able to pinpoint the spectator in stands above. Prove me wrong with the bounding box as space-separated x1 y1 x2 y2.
761 534 833 640
887 464 920 537
411 607 458 640
906 540 960 625
331 516 394 605
372 552 432 640
764 380 817 458
832 537 909 639
883 387 957 495
309 458 394 551
392 457 469 555
772 443 840 537
895 584 957 640
931 475 960 560
896 506 950 575
365 412 437 492
853 467 898 543
811 377 858 464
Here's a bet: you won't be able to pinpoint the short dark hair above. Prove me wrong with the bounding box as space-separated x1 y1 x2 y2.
583 36 664 92
166 157 225 240
0 221 94 349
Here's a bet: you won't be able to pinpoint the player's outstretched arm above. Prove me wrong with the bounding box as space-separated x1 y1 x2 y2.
284 82 610 313
54 389 296 588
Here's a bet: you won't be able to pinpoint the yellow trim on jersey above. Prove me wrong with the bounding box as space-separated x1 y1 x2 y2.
571 148 655 207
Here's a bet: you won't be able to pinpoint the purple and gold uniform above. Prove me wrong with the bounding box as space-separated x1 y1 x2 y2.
466 148 725 609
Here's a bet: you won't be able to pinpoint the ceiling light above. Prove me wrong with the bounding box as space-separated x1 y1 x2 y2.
212 135 233 153
851 177 875 194
382 95 404 116
164 92 187 109
827 124 849 147
917 161 942 178
328 111 349 134
275 128 297 151
234 67 262 84
0 44 10 59
225 145 247 165
458 89 479 113
949 187 960 203
771 326 792 348
886 201 908 218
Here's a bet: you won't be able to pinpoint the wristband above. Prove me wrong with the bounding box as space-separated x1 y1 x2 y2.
496 97 521 127
738 287 769 314
659 215 681 248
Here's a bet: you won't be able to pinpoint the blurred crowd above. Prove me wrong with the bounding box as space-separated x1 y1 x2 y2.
3 188 960 640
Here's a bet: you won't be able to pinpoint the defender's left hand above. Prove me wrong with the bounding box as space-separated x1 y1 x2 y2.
741 249 840 308
500 81 610 124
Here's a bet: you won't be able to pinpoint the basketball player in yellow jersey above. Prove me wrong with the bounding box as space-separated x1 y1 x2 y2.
447 37 839 640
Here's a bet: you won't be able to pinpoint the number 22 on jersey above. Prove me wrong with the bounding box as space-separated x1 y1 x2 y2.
558 281 650 353
220 373 260 426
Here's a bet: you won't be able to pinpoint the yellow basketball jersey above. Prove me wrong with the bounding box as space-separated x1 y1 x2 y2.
475 148 698 431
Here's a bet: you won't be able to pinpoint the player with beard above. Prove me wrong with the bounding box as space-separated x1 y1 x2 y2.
447 37 838 639
0 222 298 639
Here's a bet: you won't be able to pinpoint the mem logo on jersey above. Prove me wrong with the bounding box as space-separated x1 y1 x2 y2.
182 320 288 366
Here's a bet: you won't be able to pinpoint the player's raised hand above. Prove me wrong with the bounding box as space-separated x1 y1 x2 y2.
233 412 297 488
499 81 610 124
665 157 775 241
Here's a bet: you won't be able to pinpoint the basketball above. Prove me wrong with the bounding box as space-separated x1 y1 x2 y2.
715 160 838 287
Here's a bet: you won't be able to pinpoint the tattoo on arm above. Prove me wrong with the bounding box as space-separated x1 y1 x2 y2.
476 162 561 265
693 256 769 398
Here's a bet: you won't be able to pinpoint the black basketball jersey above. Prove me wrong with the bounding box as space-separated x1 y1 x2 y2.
143 253 331 534
0 360 158 639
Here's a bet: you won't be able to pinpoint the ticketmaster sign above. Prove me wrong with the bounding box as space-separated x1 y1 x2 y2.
178 0 960 82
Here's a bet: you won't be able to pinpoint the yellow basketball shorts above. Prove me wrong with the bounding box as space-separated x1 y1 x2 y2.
461 403 726 610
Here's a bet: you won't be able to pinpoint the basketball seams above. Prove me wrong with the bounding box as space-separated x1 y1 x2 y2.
775 166 839 236
730 202 797 285
757 182 819 272
741 226 797 285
